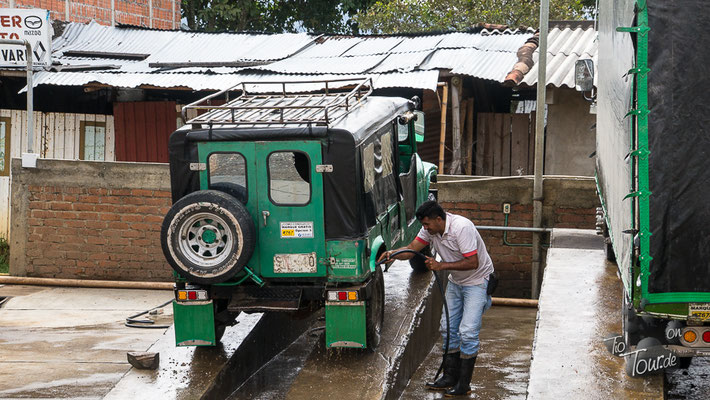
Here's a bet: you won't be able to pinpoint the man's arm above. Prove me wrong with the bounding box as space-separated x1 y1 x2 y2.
425 254 478 271
377 238 428 263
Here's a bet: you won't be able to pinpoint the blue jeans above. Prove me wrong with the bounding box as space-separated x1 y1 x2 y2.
440 279 492 357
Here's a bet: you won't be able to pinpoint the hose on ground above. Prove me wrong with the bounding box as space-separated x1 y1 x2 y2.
125 299 173 329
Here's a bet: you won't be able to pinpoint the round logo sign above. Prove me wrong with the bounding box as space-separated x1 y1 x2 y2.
24 15 42 29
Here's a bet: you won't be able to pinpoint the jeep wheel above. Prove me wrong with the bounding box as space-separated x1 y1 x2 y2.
161 190 256 284
366 265 385 348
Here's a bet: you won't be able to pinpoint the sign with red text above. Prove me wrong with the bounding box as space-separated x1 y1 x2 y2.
0 9 51 67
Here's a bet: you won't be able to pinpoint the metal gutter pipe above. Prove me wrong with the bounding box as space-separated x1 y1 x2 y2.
476 225 551 233
0 39 33 160
532 0 549 300
0 275 174 290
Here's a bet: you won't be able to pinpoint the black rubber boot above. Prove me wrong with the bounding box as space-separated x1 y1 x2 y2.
445 356 476 396
425 351 461 390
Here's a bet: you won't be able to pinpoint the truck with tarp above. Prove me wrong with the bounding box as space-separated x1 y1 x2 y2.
597 0 710 376
160 79 437 348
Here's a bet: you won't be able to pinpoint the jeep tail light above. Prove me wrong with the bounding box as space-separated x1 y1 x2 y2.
327 290 359 302
176 290 208 302
684 330 697 343
703 331 710 343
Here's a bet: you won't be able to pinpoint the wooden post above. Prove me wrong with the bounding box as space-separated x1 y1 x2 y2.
449 77 462 174
438 83 449 173
465 98 474 175
459 98 467 172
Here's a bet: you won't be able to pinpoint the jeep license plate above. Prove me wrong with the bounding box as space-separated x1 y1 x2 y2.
273 252 317 274
689 303 710 321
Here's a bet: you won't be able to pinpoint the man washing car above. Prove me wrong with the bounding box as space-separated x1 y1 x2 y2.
379 200 494 396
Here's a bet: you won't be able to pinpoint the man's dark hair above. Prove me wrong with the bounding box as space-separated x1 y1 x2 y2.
416 200 446 221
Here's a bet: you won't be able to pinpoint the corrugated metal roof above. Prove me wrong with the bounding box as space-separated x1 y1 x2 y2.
30 70 440 92
420 48 519 81
34 22 586 93
251 31 532 78
521 27 598 88
54 21 315 62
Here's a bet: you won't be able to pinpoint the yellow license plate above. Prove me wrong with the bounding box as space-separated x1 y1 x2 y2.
689 303 710 320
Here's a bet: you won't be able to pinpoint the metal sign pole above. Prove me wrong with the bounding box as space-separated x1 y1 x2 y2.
532 0 549 299
0 39 35 166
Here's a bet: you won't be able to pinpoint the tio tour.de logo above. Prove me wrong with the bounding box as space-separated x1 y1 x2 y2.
24 15 42 29
603 335 626 356
623 337 678 377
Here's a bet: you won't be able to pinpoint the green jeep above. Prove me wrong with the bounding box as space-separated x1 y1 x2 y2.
161 79 437 348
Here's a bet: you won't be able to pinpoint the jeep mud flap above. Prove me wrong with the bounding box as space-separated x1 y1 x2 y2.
325 301 366 348
173 300 217 346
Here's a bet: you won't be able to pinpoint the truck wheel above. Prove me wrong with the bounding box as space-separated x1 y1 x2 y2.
409 246 432 273
677 357 693 369
605 238 616 262
161 190 256 284
622 293 642 347
366 265 385 348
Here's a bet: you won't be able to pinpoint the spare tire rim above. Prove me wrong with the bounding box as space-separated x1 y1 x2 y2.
179 212 235 268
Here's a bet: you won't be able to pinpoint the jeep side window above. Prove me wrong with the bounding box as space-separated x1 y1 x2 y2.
363 129 394 193
268 151 311 205
208 152 248 203
397 122 409 142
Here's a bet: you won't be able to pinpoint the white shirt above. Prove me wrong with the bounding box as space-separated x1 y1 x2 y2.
416 213 494 286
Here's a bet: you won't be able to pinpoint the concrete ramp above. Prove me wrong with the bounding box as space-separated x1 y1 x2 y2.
527 229 663 399
228 262 444 400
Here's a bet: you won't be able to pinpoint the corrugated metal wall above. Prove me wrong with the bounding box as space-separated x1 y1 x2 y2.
114 101 177 163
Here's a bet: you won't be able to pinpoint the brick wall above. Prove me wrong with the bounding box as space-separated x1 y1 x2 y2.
11 159 173 281
10 0 180 30
436 176 599 298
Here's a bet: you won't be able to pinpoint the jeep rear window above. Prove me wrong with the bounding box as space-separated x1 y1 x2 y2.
208 152 248 203
268 151 311 205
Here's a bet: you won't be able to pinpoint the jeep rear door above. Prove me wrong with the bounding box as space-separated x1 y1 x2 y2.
256 141 326 278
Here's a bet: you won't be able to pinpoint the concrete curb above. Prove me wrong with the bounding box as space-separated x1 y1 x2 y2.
382 272 444 400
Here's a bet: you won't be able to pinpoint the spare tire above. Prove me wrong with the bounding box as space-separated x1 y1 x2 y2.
161 190 256 284
209 182 247 204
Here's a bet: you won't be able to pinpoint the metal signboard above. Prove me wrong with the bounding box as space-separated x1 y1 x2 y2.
0 9 51 67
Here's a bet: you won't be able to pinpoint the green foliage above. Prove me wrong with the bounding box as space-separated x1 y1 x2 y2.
355 0 595 34
181 0 375 33
0 236 8 274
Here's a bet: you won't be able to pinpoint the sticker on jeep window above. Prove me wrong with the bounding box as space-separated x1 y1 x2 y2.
280 222 314 238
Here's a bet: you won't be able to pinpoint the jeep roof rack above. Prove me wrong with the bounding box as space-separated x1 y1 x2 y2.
182 78 374 128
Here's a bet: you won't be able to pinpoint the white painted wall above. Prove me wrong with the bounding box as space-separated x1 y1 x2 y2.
0 109 115 238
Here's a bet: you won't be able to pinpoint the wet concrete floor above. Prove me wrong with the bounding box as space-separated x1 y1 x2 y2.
666 356 710 399
0 284 174 399
527 229 663 399
227 261 443 400
400 305 537 400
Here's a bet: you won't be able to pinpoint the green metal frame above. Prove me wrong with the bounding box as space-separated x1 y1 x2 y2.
622 0 710 306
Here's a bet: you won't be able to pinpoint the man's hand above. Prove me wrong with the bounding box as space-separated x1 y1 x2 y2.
377 250 395 265
425 256 442 271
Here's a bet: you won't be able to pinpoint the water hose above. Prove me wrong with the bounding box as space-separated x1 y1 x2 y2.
125 300 173 329
377 249 450 383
